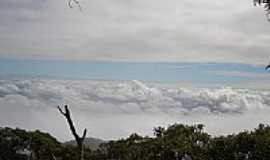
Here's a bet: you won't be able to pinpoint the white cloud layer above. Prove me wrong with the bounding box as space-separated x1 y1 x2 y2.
1 79 270 141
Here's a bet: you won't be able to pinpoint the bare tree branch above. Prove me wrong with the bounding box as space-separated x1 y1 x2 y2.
81 128 87 140
58 105 87 160
68 0 82 11
57 106 66 116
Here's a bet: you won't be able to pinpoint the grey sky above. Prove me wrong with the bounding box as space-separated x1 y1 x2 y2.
0 0 269 64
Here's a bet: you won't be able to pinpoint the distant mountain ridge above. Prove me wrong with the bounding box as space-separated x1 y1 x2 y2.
64 137 105 150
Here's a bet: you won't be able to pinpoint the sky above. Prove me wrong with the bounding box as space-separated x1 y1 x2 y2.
2 0 270 141
0 59 269 88
0 0 270 64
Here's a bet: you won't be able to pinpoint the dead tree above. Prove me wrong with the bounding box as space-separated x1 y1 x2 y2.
58 105 87 160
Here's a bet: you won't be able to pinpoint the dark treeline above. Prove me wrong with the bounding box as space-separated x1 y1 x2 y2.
1 123 270 160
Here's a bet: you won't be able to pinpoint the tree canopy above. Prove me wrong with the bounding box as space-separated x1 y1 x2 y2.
254 0 270 19
3 123 270 160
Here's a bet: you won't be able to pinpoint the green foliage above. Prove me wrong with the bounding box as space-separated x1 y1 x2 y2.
254 0 270 19
0 127 69 160
96 123 270 160
254 0 270 10
2 123 270 160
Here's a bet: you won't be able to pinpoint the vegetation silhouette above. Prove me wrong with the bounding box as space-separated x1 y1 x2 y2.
254 0 270 16
2 123 270 160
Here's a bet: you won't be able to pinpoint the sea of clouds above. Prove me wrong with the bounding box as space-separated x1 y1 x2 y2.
1 79 270 141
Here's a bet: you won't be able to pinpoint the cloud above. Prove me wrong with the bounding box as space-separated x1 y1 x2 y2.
1 79 269 114
1 79 270 141
0 0 270 64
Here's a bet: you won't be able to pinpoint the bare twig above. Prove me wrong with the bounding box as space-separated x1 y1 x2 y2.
57 106 66 116
68 0 82 11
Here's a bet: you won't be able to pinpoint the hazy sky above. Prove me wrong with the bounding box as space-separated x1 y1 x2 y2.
0 59 269 87
0 0 270 64
2 0 270 141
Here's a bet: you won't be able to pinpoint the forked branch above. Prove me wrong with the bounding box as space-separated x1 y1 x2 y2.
58 105 87 160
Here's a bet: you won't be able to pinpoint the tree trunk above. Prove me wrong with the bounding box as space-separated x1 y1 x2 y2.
58 105 87 160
